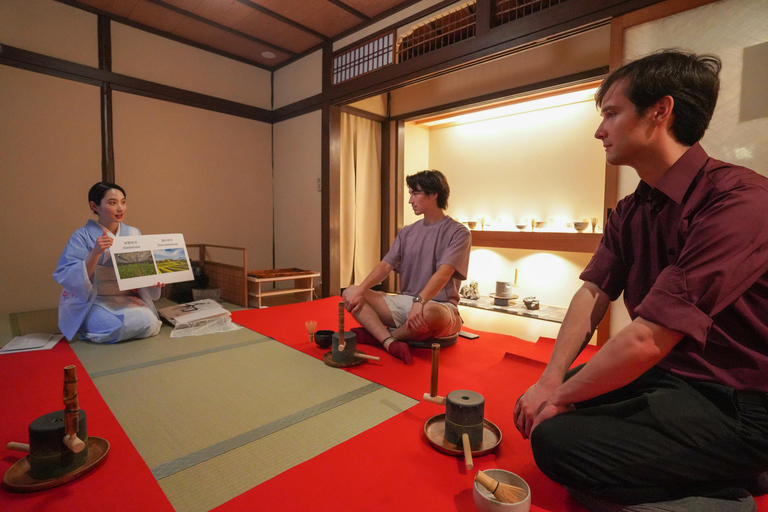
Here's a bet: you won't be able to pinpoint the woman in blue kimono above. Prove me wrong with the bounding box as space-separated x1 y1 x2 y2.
54 182 162 343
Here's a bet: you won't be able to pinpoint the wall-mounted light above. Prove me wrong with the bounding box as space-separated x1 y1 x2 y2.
418 85 599 128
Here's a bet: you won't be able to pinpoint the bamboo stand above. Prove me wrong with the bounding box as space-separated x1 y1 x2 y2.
337 301 346 351
62 365 85 453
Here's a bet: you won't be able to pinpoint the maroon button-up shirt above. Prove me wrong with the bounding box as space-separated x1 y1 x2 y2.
581 143 768 391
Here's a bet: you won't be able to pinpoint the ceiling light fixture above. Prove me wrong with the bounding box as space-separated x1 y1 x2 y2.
261 51 276 59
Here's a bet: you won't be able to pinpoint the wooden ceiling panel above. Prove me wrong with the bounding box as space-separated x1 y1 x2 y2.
342 0 413 18
172 16 290 65
209 29 292 65
187 0 253 27
254 0 362 37
77 0 141 18
160 0 204 12
129 0 187 33
297 4 365 37
235 10 323 53
249 0 328 21
171 16 238 46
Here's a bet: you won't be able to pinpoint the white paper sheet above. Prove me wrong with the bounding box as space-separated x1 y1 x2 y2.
0 333 63 354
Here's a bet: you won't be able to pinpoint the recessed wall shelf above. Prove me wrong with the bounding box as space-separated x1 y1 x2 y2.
459 296 566 323
470 230 601 253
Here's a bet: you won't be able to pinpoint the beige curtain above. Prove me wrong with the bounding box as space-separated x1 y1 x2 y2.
340 113 382 288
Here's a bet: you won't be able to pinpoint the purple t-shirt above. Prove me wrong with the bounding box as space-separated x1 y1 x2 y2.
383 216 471 306
581 143 768 392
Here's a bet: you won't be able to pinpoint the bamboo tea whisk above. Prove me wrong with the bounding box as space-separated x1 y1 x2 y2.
475 471 527 504
305 320 317 344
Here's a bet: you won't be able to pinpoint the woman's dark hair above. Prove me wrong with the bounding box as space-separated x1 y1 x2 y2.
406 170 450 210
595 49 721 146
88 182 126 214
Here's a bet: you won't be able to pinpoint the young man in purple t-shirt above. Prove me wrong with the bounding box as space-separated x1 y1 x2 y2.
342 170 471 364
514 50 768 511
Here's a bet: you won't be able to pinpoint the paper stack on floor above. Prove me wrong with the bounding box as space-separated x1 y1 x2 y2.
158 299 241 338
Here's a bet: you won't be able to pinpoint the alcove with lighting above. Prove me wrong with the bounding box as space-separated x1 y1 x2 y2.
400 82 609 343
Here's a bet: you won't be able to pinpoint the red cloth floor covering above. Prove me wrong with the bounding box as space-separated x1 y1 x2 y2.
226 297 768 512
226 298 592 512
2 298 764 512
0 341 174 512
230 297 597 402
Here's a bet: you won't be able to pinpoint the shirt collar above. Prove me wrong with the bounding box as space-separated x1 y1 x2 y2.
633 143 709 206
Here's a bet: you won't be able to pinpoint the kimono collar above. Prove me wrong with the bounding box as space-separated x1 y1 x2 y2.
85 219 122 237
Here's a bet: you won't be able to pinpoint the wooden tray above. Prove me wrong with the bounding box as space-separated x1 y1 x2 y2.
323 350 368 368
424 414 502 457
247 268 316 279
3 436 110 492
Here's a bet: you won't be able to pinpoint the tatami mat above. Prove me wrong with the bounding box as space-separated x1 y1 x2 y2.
158 387 415 512
72 323 262 376
69 302 417 512
90 341 393 467
70 299 252 375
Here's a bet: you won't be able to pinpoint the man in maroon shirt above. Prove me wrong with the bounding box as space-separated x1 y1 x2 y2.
514 50 768 511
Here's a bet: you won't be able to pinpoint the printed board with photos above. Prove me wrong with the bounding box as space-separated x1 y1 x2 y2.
109 234 194 291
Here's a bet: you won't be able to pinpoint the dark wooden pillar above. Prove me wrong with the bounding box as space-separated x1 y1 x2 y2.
322 103 342 297
98 15 114 182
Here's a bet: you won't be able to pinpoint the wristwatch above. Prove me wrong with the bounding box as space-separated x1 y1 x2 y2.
412 295 426 305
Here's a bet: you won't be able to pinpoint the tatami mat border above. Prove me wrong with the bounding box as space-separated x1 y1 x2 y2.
87 336 271 379
150 382 384 480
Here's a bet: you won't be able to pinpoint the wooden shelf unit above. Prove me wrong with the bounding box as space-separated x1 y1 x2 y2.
247 269 321 308
470 230 602 253
470 230 610 345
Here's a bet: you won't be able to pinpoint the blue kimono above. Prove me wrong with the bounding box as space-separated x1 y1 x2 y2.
54 220 161 343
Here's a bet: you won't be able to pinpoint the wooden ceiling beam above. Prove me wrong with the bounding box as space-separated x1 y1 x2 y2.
146 0 298 56
234 0 330 41
328 0 371 21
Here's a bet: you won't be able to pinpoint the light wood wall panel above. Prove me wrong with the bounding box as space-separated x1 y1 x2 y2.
402 122 430 227
273 111 323 281
112 92 273 273
0 0 98 67
111 22 272 109
0 67 101 338
348 94 388 117
273 50 323 109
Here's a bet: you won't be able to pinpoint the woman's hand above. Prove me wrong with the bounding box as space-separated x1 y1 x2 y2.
85 229 113 278
90 229 113 256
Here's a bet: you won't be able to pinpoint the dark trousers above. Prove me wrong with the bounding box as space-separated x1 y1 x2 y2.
530 365 768 504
